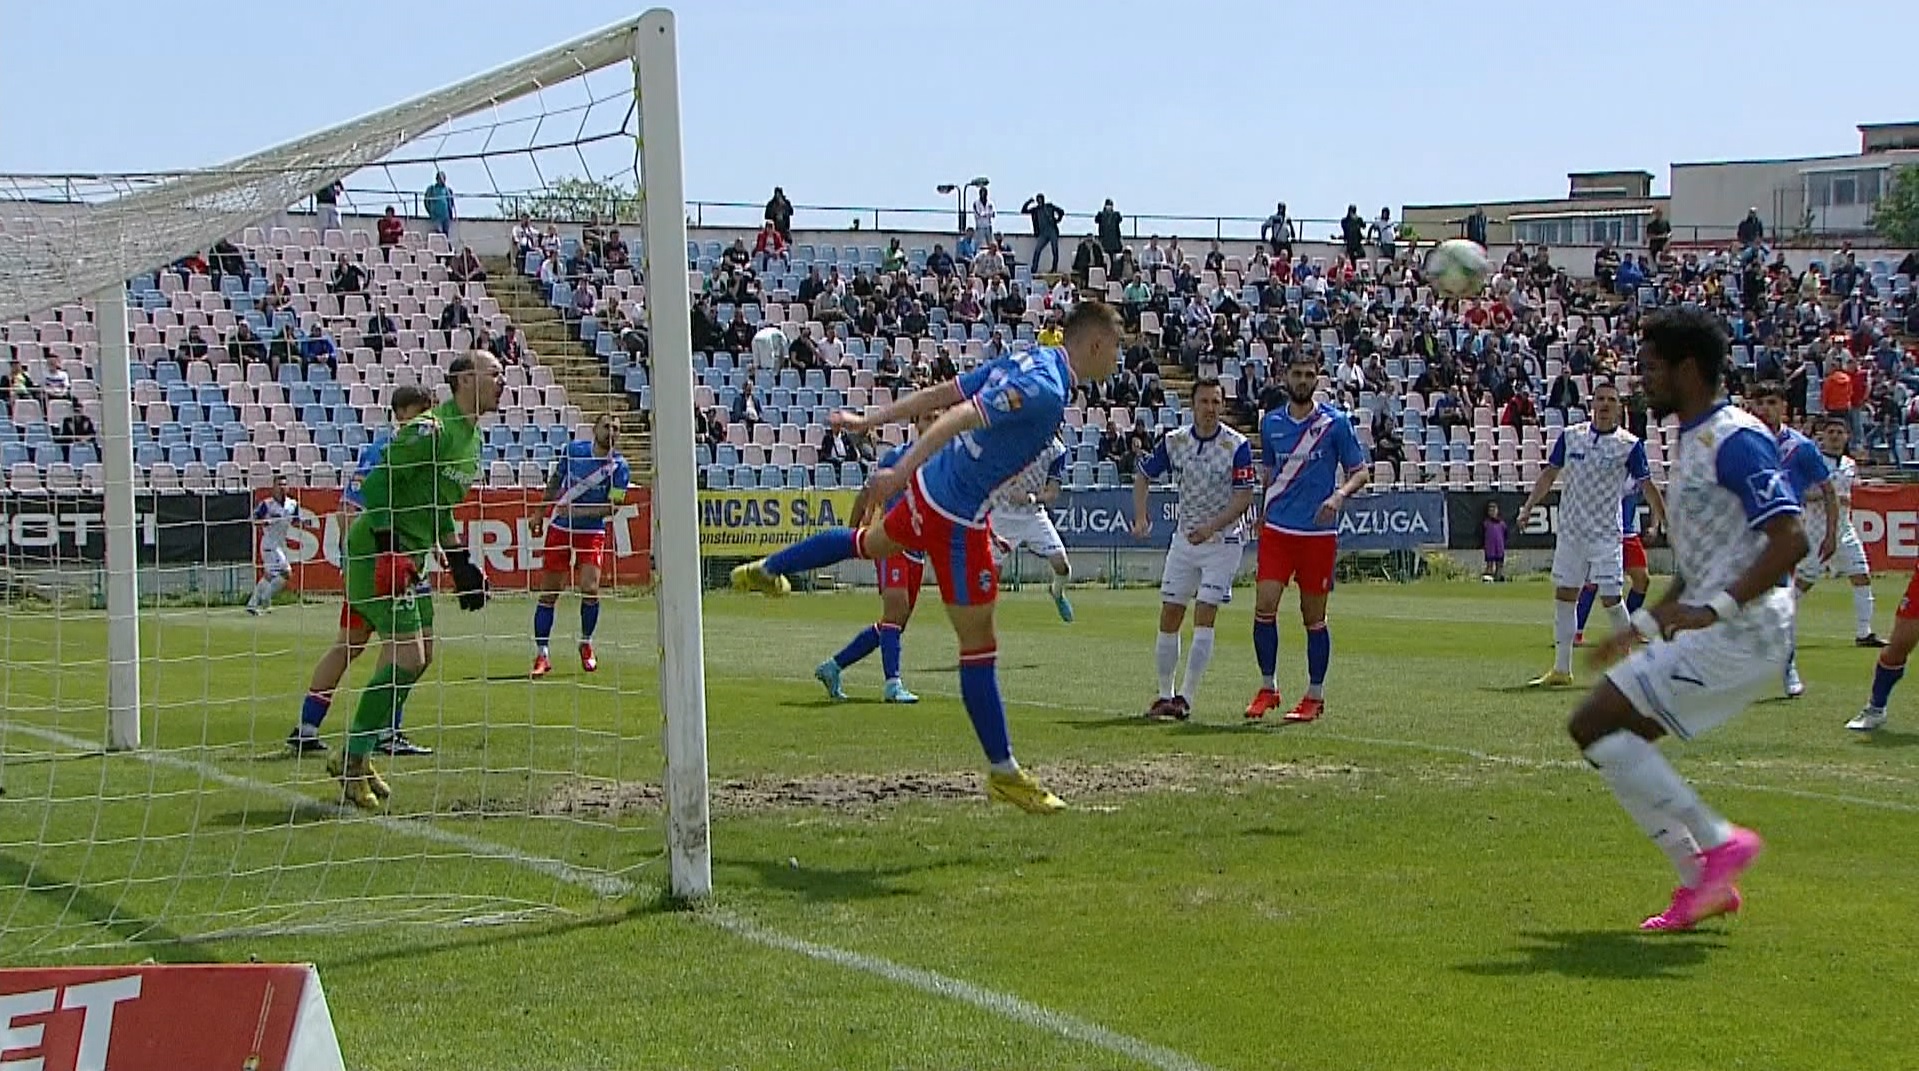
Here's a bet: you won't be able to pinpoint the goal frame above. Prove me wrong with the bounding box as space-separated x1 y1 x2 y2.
24 9 712 900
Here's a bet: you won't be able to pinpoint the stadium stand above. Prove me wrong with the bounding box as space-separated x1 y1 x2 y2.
2 203 1912 496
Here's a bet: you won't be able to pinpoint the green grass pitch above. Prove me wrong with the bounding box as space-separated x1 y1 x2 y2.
3 576 1917 1070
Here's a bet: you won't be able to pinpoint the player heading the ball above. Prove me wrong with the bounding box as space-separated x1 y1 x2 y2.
732 301 1124 814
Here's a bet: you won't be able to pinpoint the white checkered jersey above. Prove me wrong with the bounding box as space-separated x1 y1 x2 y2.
988 437 1066 516
1666 404 1802 600
1141 424 1259 542
1549 422 1650 545
1819 452 1858 535
252 496 299 555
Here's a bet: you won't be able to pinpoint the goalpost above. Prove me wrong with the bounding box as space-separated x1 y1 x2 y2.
0 9 710 957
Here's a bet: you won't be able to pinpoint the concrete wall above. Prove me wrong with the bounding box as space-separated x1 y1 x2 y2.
1669 157 1822 240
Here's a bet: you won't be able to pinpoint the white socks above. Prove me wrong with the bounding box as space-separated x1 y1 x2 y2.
1584 730 1733 888
1181 627 1215 703
1155 632 1180 699
1049 565 1069 598
1603 599 1631 638
1554 600 1578 674
250 576 284 609
1854 584 1877 639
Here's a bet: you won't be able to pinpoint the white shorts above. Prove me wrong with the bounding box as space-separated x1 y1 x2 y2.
1552 537 1624 596
991 507 1066 561
1796 526 1869 584
261 547 290 578
1160 537 1244 607
1606 589 1793 741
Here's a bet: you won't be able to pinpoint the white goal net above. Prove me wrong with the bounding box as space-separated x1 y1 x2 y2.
0 10 709 957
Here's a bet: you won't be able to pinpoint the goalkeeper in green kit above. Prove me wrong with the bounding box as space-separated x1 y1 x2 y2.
329 350 503 808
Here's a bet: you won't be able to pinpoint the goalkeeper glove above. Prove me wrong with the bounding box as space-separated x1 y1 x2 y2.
443 545 490 611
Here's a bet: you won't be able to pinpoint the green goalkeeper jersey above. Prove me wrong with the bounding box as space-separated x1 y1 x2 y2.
351 399 483 553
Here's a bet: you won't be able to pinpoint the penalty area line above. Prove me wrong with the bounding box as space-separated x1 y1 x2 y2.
13 723 1220 1071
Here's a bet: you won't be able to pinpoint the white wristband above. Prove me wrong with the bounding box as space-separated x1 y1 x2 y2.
1630 608 1662 642
1707 591 1740 622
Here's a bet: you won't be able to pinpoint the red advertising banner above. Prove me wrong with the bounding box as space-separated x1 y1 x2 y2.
0 964 344 1071
1850 482 1919 572
263 486 653 593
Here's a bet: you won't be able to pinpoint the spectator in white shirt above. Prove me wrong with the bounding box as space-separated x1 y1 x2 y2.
1049 278 1074 309
1141 237 1167 274
817 322 844 368
42 357 71 400
972 188 995 248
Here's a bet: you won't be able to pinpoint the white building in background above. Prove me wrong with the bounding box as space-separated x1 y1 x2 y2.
1670 122 1919 245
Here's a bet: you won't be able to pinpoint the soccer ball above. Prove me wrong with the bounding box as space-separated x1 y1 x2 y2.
750 325 788 368
1424 238 1491 298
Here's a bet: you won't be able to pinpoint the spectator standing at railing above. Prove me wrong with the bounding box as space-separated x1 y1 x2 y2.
1022 193 1066 274
1464 207 1489 246
378 207 406 261
1095 199 1124 260
1261 202 1295 258
510 214 539 257
764 186 794 243
1647 207 1671 260
424 172 455 238
316 180 344 232
1371 208 1398 262
1340 205 1367 262
971 186 995 248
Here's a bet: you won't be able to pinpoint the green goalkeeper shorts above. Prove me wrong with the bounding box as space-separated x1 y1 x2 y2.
344 524 434 638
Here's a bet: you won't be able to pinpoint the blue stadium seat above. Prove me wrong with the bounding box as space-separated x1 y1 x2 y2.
1 443 29 467
838 462 863 487
705 465 730 490
165 444 196 467
68 444 98 467
133 444 162 467
199 445 229 467
784 466 808 490
813 463 838 489
1095 461 1119 487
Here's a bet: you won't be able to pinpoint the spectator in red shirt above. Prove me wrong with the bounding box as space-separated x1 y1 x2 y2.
376 207 405 260
1500 387 1537 429
753 221 788 271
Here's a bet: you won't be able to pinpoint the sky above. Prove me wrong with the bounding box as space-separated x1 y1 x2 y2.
2 0 1913 234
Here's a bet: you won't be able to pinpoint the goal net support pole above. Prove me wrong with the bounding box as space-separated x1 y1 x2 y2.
94 281 141 751
633 9 712 901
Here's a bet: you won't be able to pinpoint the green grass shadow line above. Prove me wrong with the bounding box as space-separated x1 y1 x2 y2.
0 850 215 962
1453 928 1730 980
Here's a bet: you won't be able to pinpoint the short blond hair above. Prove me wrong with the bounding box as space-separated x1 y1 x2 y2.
1061 300 1122 345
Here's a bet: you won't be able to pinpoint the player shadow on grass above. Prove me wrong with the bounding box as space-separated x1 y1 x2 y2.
717 854 982 904
1855 727 1919 749
0 850 215 960
1454 929 1728 980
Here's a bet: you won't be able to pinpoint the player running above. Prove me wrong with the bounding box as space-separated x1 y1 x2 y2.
1807 417 1882 647
731 301 1123 813
985 435 1075 623
1744 381 1838 698
1132 376 1257 721
1574 476 1667 644
1848 556 1919 732
1245 350 1370 724
529 413 631 678
287 386 436 756
1519 380 1650 688
330 351 501 808
815 411 941 704
1577 307 1805 932
246 475 298 615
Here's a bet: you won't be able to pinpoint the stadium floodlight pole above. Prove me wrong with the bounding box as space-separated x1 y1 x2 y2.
94 282 141 751
634 8 712 901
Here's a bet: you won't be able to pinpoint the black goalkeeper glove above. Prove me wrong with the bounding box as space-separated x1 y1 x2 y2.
443 545 490 611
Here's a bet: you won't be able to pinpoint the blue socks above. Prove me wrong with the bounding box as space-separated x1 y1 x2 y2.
301 691 331 729
878 622 904 681
580 597 601 641
958 647 1012 766
765 528 860 575
1625 588 1646 614
1871 658 1906 709
533 601 556 647
1306 623 1330 693
834 625 882 669
1575 585 1597 633
1253 613 1278 687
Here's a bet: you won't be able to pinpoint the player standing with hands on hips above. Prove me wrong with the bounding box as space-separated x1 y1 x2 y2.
1577 307 1806 932
1244 351 1370 724
1132 377 1257 721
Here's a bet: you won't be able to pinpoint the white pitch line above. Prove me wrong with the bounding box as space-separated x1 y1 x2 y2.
11 722 1221 1071
707 911 1224 1071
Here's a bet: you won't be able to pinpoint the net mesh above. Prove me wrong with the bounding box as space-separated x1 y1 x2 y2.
0 15 678 957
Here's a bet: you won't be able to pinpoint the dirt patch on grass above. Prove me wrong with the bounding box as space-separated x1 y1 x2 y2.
522 755 1363 818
